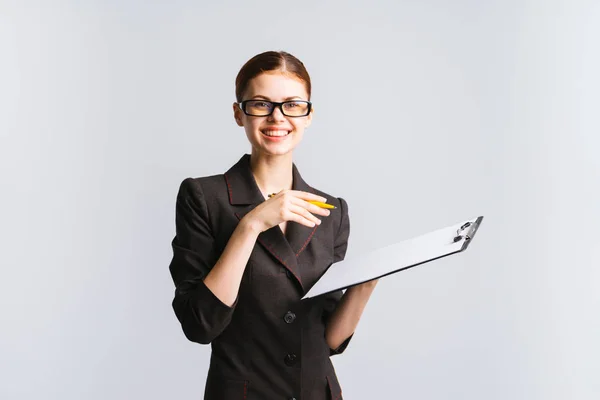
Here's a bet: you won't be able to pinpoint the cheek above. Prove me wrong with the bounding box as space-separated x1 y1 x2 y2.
291 128 305 144
291 122 307 135
244 119 261 134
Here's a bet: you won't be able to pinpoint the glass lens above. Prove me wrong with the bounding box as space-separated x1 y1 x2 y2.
282 101 309 116
244 100 273 116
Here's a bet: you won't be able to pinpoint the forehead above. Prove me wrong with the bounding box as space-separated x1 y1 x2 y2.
245 72 308 100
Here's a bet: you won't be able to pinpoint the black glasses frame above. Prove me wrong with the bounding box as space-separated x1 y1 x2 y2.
238 100 312 117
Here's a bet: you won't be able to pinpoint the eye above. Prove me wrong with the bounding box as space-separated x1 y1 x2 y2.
249 100 271 108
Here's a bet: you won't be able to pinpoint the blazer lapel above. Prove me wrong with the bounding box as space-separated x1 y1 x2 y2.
285 162 319 258
224 154 317 291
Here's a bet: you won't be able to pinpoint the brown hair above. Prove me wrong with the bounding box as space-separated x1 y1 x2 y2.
235 51 312 103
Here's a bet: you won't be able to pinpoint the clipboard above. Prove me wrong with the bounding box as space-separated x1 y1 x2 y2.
302 216 484 299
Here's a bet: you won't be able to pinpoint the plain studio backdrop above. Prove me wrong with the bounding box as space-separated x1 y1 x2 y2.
1 1 598 399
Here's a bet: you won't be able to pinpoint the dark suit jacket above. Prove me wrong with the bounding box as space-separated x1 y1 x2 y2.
169 154 351 400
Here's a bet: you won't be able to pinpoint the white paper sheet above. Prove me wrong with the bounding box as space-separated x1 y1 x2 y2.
302 216 483 299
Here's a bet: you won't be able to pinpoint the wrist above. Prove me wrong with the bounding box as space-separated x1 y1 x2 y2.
239 215 262 237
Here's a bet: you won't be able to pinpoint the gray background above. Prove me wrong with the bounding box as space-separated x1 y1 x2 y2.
1 0 598 399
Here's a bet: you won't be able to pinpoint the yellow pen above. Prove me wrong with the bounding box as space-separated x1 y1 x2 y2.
268 194 336 209
308 201 336 209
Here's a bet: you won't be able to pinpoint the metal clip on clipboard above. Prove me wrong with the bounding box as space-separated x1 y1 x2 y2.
453 218 483 243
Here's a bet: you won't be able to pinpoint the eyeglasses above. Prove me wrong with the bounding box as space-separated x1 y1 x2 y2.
238 100 312 117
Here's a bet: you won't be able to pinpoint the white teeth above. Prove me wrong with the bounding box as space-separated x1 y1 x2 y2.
262 130 289 137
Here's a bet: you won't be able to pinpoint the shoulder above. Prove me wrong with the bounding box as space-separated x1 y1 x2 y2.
175 174 229 208
308 186 350 234
309 187 351 258
309 186 348 212
178 174 225 192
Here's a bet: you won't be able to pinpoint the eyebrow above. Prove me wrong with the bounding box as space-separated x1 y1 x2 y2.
249 95 304 101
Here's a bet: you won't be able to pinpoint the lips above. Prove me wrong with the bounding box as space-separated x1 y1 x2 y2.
261 129 291 137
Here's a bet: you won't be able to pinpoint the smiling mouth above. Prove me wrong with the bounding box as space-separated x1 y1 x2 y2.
261 130 291 137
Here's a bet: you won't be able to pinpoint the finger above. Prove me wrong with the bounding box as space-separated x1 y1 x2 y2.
289 204 321 226
282 206 316 227
288 214 317 228
287 190 327 203
290 197 331 217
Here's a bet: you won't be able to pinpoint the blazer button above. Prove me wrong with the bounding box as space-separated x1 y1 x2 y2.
284 353 298 366
285 270 293 279
283 311 296 324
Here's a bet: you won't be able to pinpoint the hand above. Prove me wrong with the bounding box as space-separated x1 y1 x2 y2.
243 190 332 234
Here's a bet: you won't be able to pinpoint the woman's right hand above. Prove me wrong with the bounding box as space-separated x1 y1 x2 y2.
243 190 332 234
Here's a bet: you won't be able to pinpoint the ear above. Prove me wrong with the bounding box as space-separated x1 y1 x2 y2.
233 102 244 127
305 106 314 128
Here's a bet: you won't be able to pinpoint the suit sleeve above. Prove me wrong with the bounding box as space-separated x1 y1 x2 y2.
322 196 353 356
168 178 237 344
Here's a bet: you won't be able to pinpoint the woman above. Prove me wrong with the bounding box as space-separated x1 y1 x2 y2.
169 50 377 400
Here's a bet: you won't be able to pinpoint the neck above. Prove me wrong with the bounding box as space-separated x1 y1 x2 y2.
249 150 294 199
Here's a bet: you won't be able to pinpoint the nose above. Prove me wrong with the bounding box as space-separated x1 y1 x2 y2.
268 105 286 122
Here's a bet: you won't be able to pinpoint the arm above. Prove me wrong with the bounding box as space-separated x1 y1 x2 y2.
169 178 259 344
202 218 259 307
324 280 378 351
322 197 378 353
202 190 330 306
169 181 328 344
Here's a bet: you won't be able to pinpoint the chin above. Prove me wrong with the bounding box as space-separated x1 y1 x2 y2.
259 147 295 157
253 138 298 152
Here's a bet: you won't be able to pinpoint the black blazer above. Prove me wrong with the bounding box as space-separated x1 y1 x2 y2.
169 154 351 400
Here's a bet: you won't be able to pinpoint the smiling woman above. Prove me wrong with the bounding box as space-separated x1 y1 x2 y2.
232 58 313 158
168 51 378 400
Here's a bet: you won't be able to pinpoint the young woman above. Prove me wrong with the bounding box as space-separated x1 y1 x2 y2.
169 51 378 400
